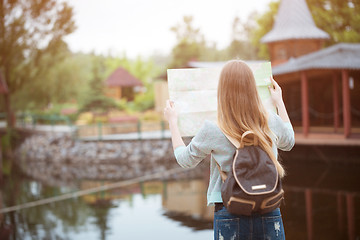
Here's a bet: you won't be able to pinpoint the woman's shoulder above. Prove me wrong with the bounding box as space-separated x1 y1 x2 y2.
198 120 226 138
203 120 221 131
196 120 233 150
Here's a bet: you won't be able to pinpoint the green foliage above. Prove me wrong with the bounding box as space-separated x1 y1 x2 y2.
250 0 360 59
1 129 13 152
170 39 202 68
140 110 162 121
169 16 205 68
114 99 128 111
307 0 360 45
199 44 228 62
0 0 76 109
168 15 259 66
226 15 258 60
131 87 155 112
78 54 119 114
250 1 280 60
13 49 87 110
227 40 257 60
1 128 19 159
79 95 118 114
105 56 160 86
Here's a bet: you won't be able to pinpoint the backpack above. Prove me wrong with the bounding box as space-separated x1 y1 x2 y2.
216 130 284 216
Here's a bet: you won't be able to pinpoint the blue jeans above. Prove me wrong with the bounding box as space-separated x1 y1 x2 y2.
214 206 285 240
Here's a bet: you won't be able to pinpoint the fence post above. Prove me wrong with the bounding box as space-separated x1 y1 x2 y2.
22 113 26 128
161 120 165 139
17 112 22 128
74 125 79 140
50 115 55 133
98 122 102 141
137 120 141 140
32 115 37 129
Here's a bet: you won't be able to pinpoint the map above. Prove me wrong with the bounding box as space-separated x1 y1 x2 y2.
167 62 275 137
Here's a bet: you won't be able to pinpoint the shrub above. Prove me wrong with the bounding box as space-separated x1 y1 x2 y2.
131 88 155 112
79 95 118 113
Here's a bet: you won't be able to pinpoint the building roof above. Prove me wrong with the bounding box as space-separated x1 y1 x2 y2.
187 60 266 68
273 43 360 75
261 0 330 43
105 67 143 87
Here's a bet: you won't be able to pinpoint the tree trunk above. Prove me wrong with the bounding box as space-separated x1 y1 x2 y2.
0 143 2 184
4 93 15 129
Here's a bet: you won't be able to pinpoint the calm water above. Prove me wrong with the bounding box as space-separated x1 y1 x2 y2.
1 157 360 239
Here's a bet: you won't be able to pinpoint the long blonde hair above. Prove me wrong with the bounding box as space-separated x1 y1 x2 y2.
217 60 285 177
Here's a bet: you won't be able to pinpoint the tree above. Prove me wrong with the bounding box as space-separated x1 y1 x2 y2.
0 0 76 127
79 55 118 114
250 1 279 59
250 0 360 59
227 15 257 60
13 45 83 110
169 16 205 68
307 0 360 44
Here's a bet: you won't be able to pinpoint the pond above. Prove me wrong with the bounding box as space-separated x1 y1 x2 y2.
1 155 360 239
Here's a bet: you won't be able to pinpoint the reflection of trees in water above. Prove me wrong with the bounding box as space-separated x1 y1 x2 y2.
0 167 98 239
89 201 114 240
2 156 360 239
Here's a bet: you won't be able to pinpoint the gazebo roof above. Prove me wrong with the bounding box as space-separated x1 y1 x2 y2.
261 0 330 43
105 67 143 87
273 43 360 75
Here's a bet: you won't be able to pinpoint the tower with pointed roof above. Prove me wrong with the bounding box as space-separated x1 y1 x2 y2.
261 0 330 65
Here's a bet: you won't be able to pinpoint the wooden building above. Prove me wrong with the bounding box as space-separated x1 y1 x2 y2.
261 0 330 66
105 67 143 101
261 0 360 140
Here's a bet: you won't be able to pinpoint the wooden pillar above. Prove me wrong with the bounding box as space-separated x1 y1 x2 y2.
337 192 344 234
332 74 340 132
301 71 310 137
342 70 351 138
305 189 313 240
346 193 355 240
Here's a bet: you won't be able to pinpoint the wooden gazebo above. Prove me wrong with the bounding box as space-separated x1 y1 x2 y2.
262 0 360 140
105 67 143 101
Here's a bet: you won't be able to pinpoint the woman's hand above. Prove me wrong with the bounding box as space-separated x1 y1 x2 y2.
164 100 185 150
268 76 291 123
164 100 178 124
268 76 284 107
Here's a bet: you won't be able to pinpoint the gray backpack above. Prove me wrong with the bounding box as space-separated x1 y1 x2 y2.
216 131 284 216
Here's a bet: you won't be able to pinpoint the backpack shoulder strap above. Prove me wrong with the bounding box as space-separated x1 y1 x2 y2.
223 133 241 148
220 129 258 149
215 161 228 182
240 131 259 147
215 124 259 182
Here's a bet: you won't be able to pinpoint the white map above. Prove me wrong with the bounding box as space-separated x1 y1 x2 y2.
168 62 275 137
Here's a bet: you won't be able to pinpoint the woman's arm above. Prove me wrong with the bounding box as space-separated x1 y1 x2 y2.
164 100 210 168
268 77 295 150
269 76 291 123
163 100 185 151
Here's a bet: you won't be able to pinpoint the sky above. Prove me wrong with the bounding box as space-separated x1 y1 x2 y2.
64 0 273 58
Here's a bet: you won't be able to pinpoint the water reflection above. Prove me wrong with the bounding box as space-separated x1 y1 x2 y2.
1 162 359 239
281 162 360 240
162 180 213 230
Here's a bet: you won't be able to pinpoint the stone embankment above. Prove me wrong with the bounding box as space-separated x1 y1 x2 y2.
15 133 207 186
